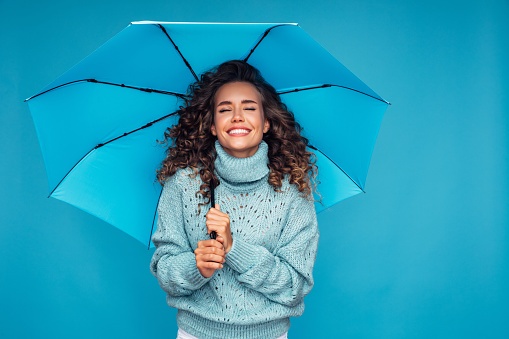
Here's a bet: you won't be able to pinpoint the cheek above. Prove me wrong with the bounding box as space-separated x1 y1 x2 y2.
256 114 265 131
214 116 225 132
214 117 231 137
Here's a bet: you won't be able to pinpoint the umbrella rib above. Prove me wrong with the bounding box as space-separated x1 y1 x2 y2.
156 24 199 82
243 24 289 62
25 79 189 101
308 144 365 193
278 84 390 104
148 188 164 250
48 111 179 198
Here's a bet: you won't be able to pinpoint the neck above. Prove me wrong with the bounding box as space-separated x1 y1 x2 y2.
214 140 270 189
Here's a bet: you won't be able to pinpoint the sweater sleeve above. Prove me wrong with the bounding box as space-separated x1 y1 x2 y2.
224 191 319 307
150 172 212 297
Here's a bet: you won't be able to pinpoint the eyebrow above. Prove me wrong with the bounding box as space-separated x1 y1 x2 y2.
217 99 258 106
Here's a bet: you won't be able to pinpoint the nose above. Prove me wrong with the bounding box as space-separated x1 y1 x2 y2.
231 107 245 122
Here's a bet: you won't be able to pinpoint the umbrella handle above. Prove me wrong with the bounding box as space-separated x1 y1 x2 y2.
209 182 217 240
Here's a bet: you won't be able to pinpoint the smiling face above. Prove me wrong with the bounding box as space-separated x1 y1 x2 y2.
211 81 270 158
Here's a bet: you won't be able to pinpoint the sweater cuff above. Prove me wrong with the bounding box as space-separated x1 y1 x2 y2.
188 254 214 286
225 238 261 273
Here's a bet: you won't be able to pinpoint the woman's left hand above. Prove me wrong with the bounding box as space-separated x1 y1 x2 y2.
206 204 233 254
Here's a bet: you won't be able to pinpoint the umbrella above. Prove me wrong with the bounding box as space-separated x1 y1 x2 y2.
25 21 389 249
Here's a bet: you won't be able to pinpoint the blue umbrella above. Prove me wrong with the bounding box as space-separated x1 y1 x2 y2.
25 21 389 249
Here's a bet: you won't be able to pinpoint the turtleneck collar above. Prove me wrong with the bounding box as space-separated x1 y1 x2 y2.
214 140 270 187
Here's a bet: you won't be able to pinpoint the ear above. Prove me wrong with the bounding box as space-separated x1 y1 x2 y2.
263 118 270 133
211 123 217 136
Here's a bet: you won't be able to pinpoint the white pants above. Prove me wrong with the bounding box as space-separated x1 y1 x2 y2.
177 327 288 339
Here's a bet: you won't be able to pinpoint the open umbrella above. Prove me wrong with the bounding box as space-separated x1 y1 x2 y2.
25 21 389 249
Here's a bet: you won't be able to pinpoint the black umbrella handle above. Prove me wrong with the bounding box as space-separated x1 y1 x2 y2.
209 183 217 240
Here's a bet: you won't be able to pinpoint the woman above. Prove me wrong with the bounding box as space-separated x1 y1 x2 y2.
150 60 320 339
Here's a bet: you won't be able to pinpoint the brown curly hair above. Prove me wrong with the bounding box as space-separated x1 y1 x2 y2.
156 60 320 212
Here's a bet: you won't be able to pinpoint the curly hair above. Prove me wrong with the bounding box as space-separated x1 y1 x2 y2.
156 60 320 213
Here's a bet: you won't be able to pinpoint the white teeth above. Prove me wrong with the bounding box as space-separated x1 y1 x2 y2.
228 129 250 134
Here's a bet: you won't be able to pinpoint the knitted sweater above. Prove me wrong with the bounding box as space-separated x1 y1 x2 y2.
150 140 319 339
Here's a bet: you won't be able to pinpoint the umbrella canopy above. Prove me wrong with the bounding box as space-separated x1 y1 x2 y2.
26 21 389 248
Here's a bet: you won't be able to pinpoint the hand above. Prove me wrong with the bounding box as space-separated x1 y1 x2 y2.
195 239 225 278
206 204 233 254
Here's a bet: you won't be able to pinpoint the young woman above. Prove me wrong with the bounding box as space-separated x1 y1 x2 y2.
150 60 320 339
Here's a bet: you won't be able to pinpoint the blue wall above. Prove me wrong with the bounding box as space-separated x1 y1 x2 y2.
1 0 508 337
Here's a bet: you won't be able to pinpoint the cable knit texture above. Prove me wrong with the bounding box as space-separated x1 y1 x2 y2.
150 140 320 339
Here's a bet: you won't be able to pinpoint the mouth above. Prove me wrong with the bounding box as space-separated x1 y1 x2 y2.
227 129 251 136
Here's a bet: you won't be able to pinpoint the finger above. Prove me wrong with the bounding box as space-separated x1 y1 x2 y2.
206 239 225 248
206 218 228 226
197 261 223 269
197 239 223 248
205 207 216 219
207 212 229 220
195 250 225 261
206 228 227 243
205 219 229 230
196 248 225 261
198 239 218 247
205 214 229 223
206 262 223 269
203 253 226 263
206 222 228 233
196 250 225 261
215 204 220 211
216 236 225 246
206 211 222 221
206 207 227 218
205 224 220 237
206 244 225 255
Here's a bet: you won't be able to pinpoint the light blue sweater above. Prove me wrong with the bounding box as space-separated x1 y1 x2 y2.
150 140 319 339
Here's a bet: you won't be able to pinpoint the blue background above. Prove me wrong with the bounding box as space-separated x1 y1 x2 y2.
1 0 508 338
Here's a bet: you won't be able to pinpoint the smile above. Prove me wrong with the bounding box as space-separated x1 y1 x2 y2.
227 129 251 135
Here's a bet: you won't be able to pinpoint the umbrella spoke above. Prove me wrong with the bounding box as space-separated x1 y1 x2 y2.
93 111 179 150
25 79 189 102
156 24 199 82
149 190 163 249
309 145 365 194
278 84 390 104
49 111 178 197
243 24 292 62
50 121 169 247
